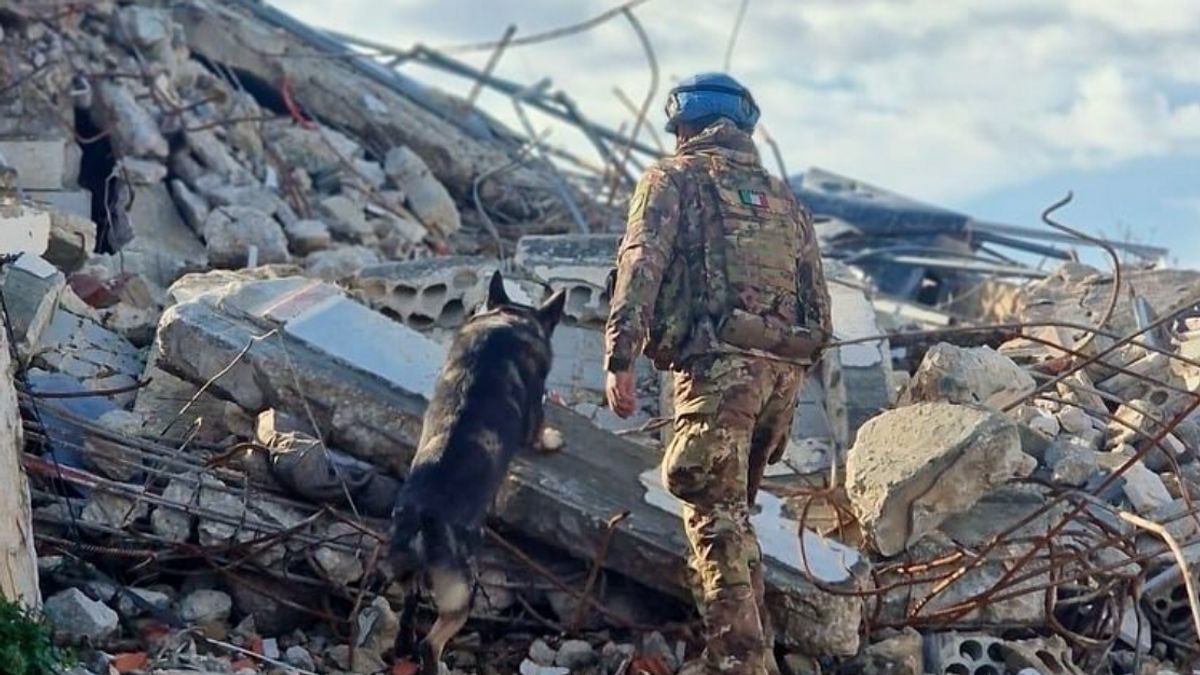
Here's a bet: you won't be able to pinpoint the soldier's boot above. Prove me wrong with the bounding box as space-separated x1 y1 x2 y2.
749 556 781 675
702 584 771 675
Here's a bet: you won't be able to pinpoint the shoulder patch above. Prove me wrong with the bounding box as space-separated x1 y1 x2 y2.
627 178 652 221
738 189 768 208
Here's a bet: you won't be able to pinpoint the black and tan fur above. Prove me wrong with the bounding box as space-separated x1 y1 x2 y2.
388 270 565 674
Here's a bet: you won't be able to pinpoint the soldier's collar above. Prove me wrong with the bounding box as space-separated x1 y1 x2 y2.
675 119 760 164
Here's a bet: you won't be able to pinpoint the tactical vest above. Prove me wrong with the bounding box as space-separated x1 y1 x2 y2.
636 154 824 369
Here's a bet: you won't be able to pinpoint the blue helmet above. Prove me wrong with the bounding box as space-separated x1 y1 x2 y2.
664 72 760 134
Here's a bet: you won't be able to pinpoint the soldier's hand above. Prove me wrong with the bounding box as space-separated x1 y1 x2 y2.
605 370 636 418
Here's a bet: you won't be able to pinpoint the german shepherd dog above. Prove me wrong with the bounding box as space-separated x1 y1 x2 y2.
388 270 565 674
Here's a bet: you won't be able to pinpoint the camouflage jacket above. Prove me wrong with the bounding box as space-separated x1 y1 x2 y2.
603 119 832 372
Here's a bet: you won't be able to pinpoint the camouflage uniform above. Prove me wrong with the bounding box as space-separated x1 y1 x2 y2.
604 119 831 675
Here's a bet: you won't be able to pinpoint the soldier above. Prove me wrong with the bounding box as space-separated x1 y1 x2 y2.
603 72 832 675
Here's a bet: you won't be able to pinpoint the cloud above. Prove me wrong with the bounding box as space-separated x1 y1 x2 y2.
271 0 1200 209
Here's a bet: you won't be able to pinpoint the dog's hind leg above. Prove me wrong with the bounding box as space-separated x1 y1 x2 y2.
418 565 472 675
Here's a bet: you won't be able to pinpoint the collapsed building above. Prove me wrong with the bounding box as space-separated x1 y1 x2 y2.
1 2 1198 675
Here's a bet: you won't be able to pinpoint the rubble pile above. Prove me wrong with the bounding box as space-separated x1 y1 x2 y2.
2 2 1200 675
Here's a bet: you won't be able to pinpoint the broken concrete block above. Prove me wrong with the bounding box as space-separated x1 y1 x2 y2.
1056 405 1093 436
82 409 145 481
352 596 399 673
170 179 209 234
92 81 169 159
348 256 497 330
900 343 1035 409
0 202 51 256
180 589 233 625
155 272 865 654
34 307 145 402
313 521 367 582
1120 461 1173 513
515 234 615 326
0 138 81 189
384 145 460 235
151 476 197 542
115 587 171 619
203 206 290 268
284 219 332 255
304 245 382 282
116 157 168 185
27 188 92 219
1045 441 1100 487
837 628 922 675
113 183 209 289
846 402 1034 556
2 253 65 361
261 119 363 177
318 194 373 242
44 587 119 642
82 489 149 529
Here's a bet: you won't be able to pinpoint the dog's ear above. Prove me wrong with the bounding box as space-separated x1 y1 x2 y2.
537 289 567 334
485 270 509 310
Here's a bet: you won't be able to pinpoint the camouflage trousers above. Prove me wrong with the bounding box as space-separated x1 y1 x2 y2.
662 353 803 675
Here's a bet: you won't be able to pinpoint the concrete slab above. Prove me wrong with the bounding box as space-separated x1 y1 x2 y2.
0 138 81 190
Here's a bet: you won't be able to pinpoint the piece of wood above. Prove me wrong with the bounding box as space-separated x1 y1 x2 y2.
0 322 41 607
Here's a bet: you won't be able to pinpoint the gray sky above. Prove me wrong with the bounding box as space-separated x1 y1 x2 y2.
274 0 1200 267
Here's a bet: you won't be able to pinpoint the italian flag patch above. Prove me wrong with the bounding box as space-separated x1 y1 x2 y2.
739 189 768 208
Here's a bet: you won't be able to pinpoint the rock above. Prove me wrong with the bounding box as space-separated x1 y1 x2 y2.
261 120 363 177
555 640 597 669
228 574 310 636
319 194 373 242
838 628 922 675
600 643 636 674
519 660 569 675
529 638 557 667
352 596 399 674
1024 407 1060 438
112 5 171 49
1056 406 1093 436
170 179 209 234
313 522 367 583
150 476 196 542
203 206 290 268
900 343 1035 410
1046 442 1100 487
304 245 381 281
81 490 148 529
846 402 1035 556
116 587 170 618
1121 462 1173 513
104 183 208 288
284 219 332 255
82 409 145 480
384 145 460 235
180 589 233 625
101 304 159 347
44 587 119 642
92 81 168 159
2 253 65 361
285 645 316 672
640 632 678 673
116 157 168 184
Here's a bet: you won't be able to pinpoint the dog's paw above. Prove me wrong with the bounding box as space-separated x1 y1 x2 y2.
537 426 564 452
